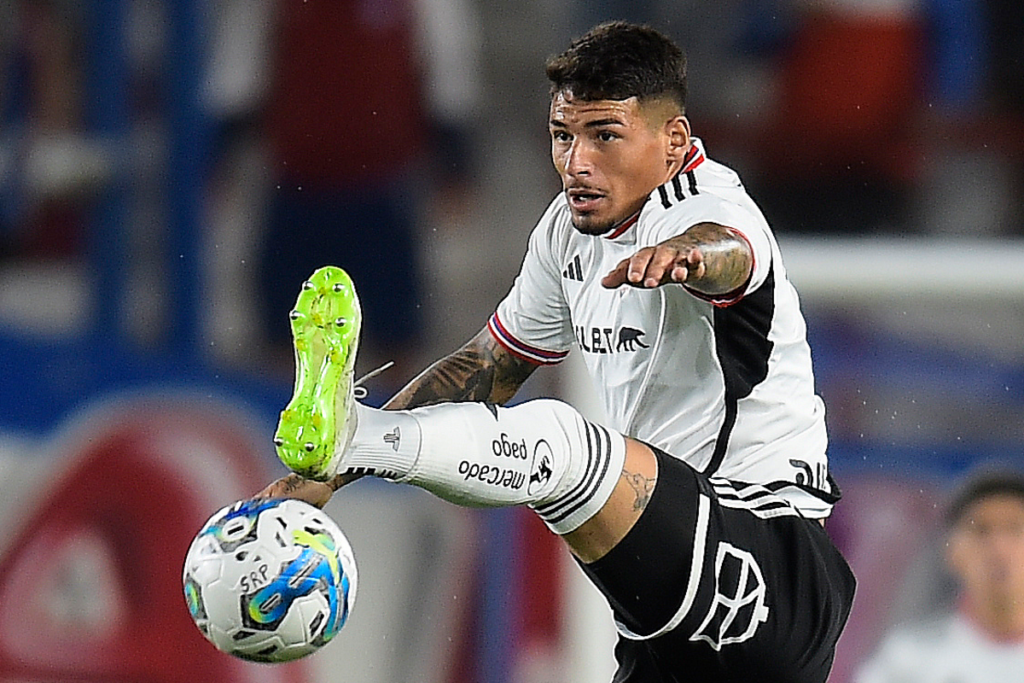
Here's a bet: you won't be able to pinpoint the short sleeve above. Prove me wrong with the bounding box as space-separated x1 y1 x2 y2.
490 199 574 365
646 195 774 306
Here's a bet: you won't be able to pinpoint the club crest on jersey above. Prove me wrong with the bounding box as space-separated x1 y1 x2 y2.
574 325 650 354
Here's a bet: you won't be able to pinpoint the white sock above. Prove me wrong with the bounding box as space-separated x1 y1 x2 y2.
338 403 423 480
341 399 626 535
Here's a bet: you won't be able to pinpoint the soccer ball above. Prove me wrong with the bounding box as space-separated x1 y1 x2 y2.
183 498 357 662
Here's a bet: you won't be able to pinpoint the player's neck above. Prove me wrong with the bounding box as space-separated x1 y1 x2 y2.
961 595 1024 642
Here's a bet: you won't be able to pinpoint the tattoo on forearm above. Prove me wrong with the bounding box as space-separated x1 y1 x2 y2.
487 341 536 403
676 222 753 295
385 330 535 410
622 469 656 512
396 347 497 408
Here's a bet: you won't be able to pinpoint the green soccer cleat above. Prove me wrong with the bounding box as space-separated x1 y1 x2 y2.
274 266 361 481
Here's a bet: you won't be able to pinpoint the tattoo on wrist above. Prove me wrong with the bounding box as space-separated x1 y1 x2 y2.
622 469 656 512
328 474 350 491
280 473 306 494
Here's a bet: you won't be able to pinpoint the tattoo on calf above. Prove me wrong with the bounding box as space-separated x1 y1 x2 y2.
622 469 656 512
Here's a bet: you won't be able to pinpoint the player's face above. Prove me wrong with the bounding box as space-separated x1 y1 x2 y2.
947 495 1024 612
549 92 688 235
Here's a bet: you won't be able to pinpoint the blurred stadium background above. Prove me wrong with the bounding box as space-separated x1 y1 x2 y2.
0 1 1021 681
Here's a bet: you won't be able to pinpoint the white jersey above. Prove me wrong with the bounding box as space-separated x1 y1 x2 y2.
854 613 1024 683
489 138 834 517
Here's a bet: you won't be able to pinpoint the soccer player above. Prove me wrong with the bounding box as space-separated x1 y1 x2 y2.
260 22 855 683
855 471 1024 683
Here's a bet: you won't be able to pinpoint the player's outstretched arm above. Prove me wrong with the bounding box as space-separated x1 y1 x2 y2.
383 326 537 410
601 221 752 295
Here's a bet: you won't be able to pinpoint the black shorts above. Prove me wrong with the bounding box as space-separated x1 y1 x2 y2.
579 447 856 683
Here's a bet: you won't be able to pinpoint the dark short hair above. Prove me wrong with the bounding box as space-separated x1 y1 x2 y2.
545 21 687 111
945 469 1024 527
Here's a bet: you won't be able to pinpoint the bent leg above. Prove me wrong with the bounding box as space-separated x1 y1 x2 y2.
263 397 660 562
262 400 853 682
343 399 631 540
384 400 663 563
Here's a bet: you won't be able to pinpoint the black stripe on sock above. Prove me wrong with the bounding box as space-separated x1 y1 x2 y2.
534 421 599 516
538 423 610 523
545 424 613 526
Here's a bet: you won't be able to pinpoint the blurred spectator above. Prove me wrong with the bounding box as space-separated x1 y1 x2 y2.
911 0 1024 237
984 0 1024 117
733 0 1024 237
0 0 105 262
256 0 482 391
748 0 927 235
854 469 1024 683
201 0 276 363
562 0 656 37
980 0 1024 234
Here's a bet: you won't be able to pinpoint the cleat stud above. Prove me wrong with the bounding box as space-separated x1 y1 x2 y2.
335 317 346 326
304 442 316 452
333 283 344 292
302 281 314 290
273 437 284 447
289 310 301 320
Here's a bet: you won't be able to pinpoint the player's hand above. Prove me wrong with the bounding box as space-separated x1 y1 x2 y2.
255 472 364 509
602 239 706 289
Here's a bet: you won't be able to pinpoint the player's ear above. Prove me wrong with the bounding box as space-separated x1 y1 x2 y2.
945 528 968 580
665 116 691 166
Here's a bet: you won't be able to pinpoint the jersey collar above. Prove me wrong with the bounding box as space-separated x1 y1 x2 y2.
680 138 706 174
602 209 642 240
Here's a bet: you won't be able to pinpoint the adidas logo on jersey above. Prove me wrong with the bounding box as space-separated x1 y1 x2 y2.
574 325 650 354
562 255 584 282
